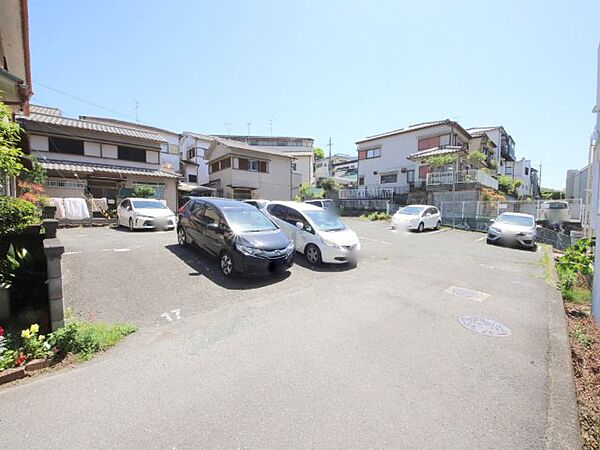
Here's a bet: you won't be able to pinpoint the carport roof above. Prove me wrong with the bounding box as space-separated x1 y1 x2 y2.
39 159 180 178
407 145 466 160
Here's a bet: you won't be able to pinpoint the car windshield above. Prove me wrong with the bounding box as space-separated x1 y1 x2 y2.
304 210 346 231
223 209 277 233
496 214 534 227
397 206 425 215
132 200 166 209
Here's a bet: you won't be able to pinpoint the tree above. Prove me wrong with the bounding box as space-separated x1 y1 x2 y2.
132 185 155 198
319 177 339 193
423 154 457 168
0 99 26 180
466 151 486 166
294 183 324 201
313 147 324 160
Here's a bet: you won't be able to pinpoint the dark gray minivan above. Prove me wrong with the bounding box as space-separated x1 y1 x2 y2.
177 198 294 277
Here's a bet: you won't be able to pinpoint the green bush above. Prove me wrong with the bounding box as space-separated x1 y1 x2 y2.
466 151 486 166
360 211 391 221
0 196 40 236
49 321 137 361
132 185 155 198
556 238 594 302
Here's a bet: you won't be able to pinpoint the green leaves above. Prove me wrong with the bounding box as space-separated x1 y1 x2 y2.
0 196 41 236
0 100 25 179
132 185 155 198
0 244 29 289
423 154 457 167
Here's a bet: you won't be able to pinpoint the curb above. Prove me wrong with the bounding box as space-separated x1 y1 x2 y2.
0 358 53 386
544 246 583 449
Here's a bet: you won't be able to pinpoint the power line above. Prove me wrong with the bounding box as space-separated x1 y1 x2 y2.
34 80 138 122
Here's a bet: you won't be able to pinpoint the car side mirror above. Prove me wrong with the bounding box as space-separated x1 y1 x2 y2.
536 225 542 230
489 218 495 223
206 223 219 231
295 221 304 230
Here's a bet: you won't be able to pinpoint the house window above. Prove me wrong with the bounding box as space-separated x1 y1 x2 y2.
209 157 231 174
249 160 259 171
380 173 397 184
418 136 441 151
524 167 529 176
48 136 84 155
358 176 365 186
291 161 298 172
406 170 415 184
358 147 381 160
118 146 147 162
236 158 267 173
188 174 197 183
187 148 196 160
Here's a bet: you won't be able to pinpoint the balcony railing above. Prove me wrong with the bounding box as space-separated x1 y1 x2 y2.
426 170 499 190
338 185 409 200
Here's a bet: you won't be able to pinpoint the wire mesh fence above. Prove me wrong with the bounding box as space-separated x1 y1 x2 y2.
439 199 584 250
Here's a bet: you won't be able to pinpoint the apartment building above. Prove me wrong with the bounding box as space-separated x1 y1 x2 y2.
17 106 179 210
218 135 314 187
206 137 301 200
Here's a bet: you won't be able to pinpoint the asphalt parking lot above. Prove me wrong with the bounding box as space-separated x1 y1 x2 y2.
1 218 574 449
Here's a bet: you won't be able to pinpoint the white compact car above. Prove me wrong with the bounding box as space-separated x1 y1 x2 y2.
117 198 177 231
391 205 441 232
266 201 360 266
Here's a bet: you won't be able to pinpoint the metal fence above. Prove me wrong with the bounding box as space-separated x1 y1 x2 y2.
439 199 585 250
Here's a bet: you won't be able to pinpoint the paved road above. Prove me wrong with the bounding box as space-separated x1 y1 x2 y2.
0 220 571 448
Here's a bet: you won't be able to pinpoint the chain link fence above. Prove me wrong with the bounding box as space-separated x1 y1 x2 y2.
439 199 584 250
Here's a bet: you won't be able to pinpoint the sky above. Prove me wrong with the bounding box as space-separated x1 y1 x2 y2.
28 0 600 189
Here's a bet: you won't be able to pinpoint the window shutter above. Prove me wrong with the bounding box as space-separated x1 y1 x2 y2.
239 158 249 170
259 161 268 173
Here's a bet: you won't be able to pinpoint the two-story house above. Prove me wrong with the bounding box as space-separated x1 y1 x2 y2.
17 106 179 210
206 137 300 200
466 126 516 175
179 131 213 185
217 135 314 188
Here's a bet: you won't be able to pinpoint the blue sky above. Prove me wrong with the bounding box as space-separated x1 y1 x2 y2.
29 0 600 189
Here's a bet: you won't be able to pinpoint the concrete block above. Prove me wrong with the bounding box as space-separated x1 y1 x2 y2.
43 238 64 258
25 359 51 373
0 367 26 385
49 298 64 324
47 278 63 301
51 319 65 332
46 256 62 279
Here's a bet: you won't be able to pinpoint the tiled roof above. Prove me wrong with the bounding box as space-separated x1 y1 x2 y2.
30 105 62 116
407 145 466 160
357 119 471 144
210 136 294 158
18 112 166 142
39 159 180 178
465 127 499 137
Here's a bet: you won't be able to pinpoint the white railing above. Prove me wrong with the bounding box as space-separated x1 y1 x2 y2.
47 179 88 189
426 170 498 190
338 185 409 200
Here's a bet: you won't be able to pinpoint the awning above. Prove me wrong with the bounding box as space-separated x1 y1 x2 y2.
39 159 180 178
178 182 216 193
227 184 258 190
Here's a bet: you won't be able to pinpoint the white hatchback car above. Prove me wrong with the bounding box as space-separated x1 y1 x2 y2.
266 201 361 266
391 205 441 232
117 198 177 231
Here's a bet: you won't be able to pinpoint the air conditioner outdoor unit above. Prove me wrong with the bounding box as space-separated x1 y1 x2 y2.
400 168 407 173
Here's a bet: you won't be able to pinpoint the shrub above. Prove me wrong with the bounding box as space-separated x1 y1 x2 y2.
360 211 391 221
466 151 486 166
0 100 26 179
423 154 457 168
0 196 40 236
132 185 155 198
556 238 594 302
49 321 137 361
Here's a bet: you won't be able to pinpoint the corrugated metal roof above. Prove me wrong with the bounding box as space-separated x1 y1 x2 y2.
18 112 166 142
39 159 180 178
407 145 466 160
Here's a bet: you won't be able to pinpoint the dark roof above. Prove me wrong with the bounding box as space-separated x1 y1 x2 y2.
356 119 472 144
407 145 466 160
38 159 180 178
80 116 179 137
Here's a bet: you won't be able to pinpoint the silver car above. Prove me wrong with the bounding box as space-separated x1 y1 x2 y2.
487 212 537 249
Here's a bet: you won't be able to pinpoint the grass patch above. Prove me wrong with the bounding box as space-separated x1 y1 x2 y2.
563 286 592 305
49 322 137 362
540 245 554 286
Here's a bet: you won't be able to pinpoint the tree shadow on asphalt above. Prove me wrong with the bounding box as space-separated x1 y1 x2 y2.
165 244 291 290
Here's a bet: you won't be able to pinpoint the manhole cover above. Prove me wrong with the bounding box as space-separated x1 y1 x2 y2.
458 316 511 337
445 286 489 302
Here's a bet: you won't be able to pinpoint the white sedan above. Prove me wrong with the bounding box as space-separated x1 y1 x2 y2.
391 205 441 232
117 198 176 231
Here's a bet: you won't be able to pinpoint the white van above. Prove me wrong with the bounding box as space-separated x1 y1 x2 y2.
266 201 360 266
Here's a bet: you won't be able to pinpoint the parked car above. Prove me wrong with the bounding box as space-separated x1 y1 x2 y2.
266 201 360 266
177 197 294 277
304 199 336 212
391 205 441 232
487 212 537 249
537 200 571 231
242 199 270 210
117 198 177 231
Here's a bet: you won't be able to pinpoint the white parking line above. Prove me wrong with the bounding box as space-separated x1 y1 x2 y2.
359 236 392 245
113 248 131 252
474 236 486 242
63 251 82 256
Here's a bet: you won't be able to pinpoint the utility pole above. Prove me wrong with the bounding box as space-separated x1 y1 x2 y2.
133 99 140 122
327 137 334 177
268 116 274 136
224 122 232 136
246 122 251 138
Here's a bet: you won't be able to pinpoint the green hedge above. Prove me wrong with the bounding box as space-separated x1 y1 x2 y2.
0 197 40 236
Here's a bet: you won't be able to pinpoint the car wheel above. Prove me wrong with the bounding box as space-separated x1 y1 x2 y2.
486 238 492 245
220 252 235 277
417 222 424 232
129 218 135 232
305 244 322 265
177 227 189 246
435 220 441 230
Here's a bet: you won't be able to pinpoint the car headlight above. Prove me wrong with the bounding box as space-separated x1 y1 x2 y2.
135 214 153 219
236 243 256 256
489 226 501 233
321 237 339 248
286 241 295 252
